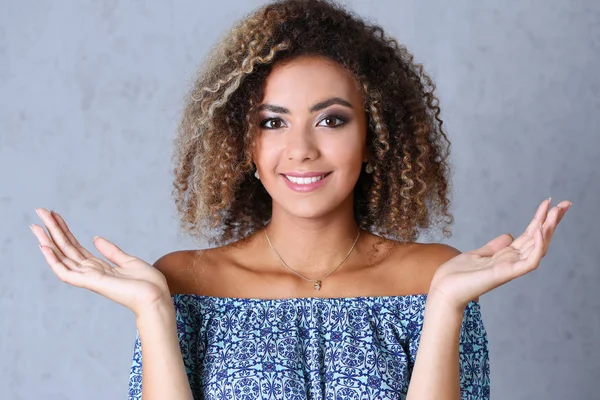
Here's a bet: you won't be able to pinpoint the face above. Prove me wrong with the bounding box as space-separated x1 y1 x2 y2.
252 55 369 219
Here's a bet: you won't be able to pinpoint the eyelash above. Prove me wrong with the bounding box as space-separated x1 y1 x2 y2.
258 115 348 130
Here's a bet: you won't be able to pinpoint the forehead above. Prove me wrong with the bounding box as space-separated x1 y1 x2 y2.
260 55 363 108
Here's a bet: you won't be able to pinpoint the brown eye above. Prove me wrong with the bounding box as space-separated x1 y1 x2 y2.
318 115 347 128
324 118 337 126
259 118 285 129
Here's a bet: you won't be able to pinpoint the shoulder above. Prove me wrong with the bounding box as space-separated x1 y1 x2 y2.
415 242 462 263
151 244 242 295
151 249 213 295
388 242 475 300
393 241 461 273
411 243 479 303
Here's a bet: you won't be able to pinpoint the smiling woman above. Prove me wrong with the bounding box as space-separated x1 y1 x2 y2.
131 0 496 397
29 0 572 399
172 2 458 249
253 56 368 214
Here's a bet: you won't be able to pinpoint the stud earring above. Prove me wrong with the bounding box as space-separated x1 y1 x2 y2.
365 162 373 174
254 170 260 179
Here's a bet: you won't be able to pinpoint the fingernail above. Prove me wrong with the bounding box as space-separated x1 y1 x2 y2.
93 236 99 241
35 209 41 217
30 224 35 233
548 197 552 205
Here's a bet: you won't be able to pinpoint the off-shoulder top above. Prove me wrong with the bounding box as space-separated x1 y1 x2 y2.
128 293 490 399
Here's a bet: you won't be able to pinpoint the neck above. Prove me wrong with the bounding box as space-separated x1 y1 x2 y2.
263 199 361 276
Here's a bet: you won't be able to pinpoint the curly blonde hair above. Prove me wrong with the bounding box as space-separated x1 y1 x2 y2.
172 0 454 247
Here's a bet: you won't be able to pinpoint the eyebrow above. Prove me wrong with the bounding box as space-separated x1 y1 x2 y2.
256 97 353 114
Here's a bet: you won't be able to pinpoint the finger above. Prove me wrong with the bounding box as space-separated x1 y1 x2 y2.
31 223 80 270
514 222 545 276
511 199 550 251
519 241 536 260
535 199 570 239
541 201 572 245
511 198 551 248
517 220 546 258
530 222 546 266
93 236 138 268
40 244 87 287
556 201 572 222
470 233 514 257
36 208 85 263
510 230 535 253
51 210 95 259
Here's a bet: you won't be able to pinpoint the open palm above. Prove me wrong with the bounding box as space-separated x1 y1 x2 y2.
429 198 572 309
31 208 171 317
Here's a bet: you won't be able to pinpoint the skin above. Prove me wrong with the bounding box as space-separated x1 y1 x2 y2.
31 54 572 399
184 54 440 299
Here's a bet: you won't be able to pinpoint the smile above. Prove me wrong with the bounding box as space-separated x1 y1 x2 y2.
284 174 327 184
281 172 332 192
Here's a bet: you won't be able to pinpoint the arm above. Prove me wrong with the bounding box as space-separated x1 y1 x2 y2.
405 295 464 400
135 298 194 400
29 210 195 399
406 197 568 398
404 243 488 400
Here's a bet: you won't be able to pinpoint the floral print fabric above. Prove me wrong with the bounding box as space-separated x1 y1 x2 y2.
129 294 490 399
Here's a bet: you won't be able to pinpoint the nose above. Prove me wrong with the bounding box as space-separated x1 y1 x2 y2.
284 126 319 161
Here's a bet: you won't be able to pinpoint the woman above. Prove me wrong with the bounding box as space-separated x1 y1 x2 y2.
31 0 571 399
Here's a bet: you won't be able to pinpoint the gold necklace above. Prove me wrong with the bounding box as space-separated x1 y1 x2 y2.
264 228 361 291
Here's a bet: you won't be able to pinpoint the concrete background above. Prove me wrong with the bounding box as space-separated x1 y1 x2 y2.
1 0 599 398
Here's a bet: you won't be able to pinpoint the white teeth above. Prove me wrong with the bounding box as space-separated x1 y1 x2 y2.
285 174 326 184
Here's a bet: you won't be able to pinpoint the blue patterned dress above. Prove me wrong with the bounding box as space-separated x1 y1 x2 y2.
128 294 490 399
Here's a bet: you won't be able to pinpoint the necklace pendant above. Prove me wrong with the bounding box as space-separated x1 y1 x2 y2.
314 280 322 291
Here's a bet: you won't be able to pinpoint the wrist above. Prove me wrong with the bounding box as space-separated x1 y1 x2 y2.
135 296 176 326
426 288 467 316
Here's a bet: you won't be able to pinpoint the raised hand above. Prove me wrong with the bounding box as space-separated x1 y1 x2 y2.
31 208 171 317
429 198 572 310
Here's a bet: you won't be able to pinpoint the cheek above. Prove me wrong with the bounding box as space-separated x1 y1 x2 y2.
253 135 281 170
321 135 365 167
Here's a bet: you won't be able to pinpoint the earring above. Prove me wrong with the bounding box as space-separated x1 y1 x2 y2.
254 170 260 179
365 162 373 174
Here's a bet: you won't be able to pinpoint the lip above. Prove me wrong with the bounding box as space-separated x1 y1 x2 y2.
281 172 332 193
281 171 331 178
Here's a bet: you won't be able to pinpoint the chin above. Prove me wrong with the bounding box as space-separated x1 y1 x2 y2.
275 196 352 220
286 207 335 220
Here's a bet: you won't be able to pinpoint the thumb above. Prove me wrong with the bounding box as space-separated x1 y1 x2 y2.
470 233 514 257
93 236 137 267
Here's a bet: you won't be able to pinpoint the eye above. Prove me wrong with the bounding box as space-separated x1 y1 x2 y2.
259 117 286 130
318 115 347 128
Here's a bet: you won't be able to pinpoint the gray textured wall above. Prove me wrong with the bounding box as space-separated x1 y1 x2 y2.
2 0 599 398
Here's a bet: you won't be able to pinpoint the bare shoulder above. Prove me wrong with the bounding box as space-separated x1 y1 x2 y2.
416 242 462 263
393 241 461 270
151 249 214 295
404 242 479 302
386 242 464 297
151 242 244 295
416 242 462 284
